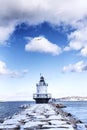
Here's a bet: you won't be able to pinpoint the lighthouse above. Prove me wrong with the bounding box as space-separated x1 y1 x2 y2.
33 75 52 103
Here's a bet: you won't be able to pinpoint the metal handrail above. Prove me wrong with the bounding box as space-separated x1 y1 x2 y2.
33 93 51 99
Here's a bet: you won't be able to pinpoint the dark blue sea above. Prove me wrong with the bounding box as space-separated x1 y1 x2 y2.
0 101 87 125
0 101 34 120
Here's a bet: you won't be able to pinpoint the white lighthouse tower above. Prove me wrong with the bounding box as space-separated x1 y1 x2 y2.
33 75 51 103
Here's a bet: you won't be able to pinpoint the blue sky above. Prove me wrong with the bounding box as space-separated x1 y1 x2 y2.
0 0 87 101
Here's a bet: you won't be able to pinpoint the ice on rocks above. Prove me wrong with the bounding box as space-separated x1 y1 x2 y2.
49 120 67 125
24 121 47 129
41 124 74 130
0 124 20 129
76 124 87 130
0 104 86 130
48 115 62 120
3 118 19 125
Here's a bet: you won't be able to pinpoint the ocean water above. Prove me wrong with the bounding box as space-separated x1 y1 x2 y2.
0 101 87 125
59 101 87 125
0 101 34 120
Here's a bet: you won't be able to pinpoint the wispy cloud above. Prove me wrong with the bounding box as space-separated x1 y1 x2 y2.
25 36 61 55
0 24 15 45
64 27 87 56
0 61 28 78
62 61 87 73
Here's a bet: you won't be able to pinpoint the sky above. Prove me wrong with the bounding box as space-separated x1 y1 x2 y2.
0 0 87 101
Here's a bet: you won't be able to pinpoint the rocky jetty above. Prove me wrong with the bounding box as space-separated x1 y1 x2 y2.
0 103 86 130
55 103 66 108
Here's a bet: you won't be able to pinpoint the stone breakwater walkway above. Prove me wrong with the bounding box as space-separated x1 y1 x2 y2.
0 104 87 130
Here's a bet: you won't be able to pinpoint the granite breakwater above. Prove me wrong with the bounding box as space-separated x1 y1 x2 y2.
0 103 86 130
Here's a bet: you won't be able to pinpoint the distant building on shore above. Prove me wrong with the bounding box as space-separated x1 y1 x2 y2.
33 75 52 103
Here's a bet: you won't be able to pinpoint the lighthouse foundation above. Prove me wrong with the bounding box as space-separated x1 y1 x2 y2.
34 98 50 103
33 94 51 104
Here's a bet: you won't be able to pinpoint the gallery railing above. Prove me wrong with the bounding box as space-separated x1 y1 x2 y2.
33 93 51 99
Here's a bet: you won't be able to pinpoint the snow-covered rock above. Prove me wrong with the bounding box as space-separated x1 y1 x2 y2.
0 103 86 130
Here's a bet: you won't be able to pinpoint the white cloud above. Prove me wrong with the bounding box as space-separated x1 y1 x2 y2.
0 0 87 26
64 27 87 56
0 0 87 45
0 61 8 75
81 46 87 56
0 61 28 78
0 24 15 45
25 36 61 55
62 61 87 73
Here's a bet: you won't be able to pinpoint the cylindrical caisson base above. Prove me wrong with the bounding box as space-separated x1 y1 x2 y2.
34 98 50 103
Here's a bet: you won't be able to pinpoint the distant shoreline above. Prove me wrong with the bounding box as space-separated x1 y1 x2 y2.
52 96 87 101
1 96 87 102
